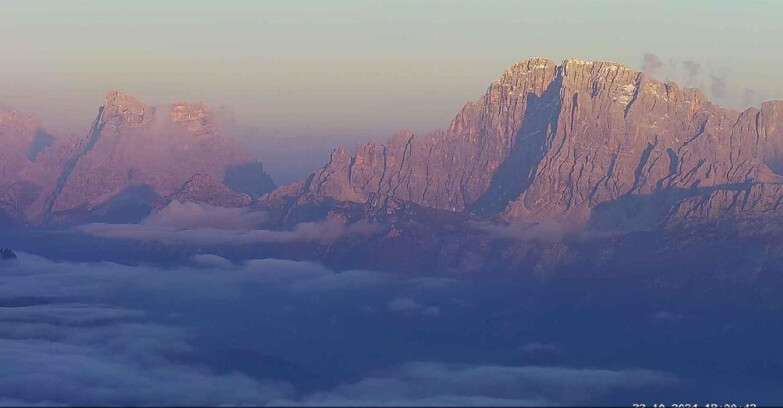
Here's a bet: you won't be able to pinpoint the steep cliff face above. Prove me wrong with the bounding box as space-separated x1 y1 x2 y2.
277 58 783 230
0 109 76 222
42 90 275 222
502 60 783 227
295 58 559 212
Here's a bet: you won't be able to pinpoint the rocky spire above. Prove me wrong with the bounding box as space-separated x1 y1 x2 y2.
102 90 150 127
37 90 275 222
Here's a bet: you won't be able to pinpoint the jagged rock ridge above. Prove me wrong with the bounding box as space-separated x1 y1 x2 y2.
0 90 275 224
40 90 275 223
271 58 783 230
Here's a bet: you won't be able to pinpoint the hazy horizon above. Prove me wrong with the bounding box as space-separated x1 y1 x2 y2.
2 0 783 182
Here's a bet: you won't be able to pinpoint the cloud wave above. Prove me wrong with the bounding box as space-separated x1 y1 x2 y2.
0 253 677 406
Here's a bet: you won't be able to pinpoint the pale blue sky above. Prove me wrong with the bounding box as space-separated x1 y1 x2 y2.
1 1 782 181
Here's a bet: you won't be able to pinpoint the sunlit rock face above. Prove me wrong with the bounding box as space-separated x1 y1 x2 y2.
0 108 77 223
35 90 274 223
275 58 783 231
0 90 275 224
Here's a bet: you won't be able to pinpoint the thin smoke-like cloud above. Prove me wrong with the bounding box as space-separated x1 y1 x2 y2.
641 53 663 76
639 53 769 109
742 87 767 108
681 60 701 87
710 70 729 98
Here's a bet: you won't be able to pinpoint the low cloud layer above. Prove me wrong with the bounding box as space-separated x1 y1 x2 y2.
0 256 296 405
78 201 384 245
144 201 269 230
0 253 678 405
0 254 447 405
274 362 677 406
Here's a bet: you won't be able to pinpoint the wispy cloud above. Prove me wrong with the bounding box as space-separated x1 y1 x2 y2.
387 296 440 317
710 70 729 98
641 53 664 76
638 53 764 108
519 342 558 354
681 60 701 87
78 201 384 245
144 201 269 230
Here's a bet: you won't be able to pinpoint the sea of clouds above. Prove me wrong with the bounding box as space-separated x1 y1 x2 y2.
0 252 677 406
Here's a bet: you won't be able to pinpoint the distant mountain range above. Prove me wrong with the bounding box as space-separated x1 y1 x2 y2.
4 57 783 275
1 90 274 224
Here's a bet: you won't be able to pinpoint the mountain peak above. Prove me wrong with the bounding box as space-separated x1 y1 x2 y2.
0 109 40 130
102 90 150 126
562 58 632 70
281 55 783 230
499 58 635 84
36 89 273 221
104 89 145 110
100 91 218 132
510 57 556 68
169 101 215 132
500 58 558 81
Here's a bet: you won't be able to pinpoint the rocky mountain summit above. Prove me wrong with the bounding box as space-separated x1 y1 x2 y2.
0 90 275 224
270 58 783 233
